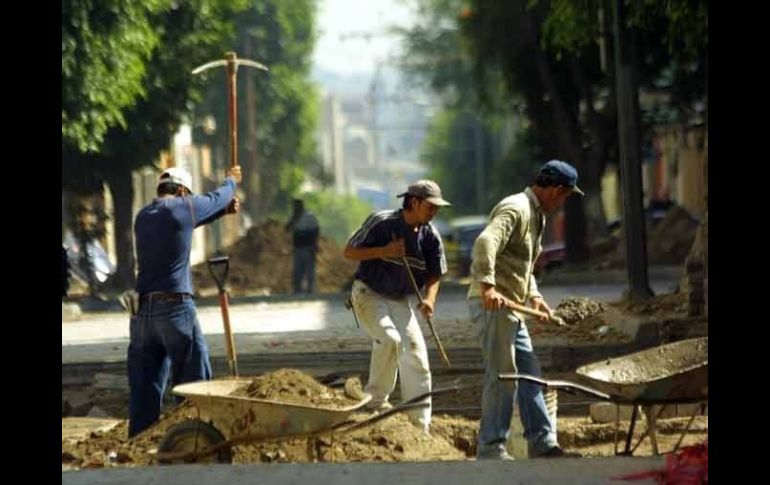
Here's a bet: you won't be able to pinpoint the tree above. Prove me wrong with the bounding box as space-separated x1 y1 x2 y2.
62 0 169 152
399 0 533 215
63 0 249 289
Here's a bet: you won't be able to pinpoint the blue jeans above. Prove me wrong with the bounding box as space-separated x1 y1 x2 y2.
127 298 212 437
469 298 557 456
292 246 316 294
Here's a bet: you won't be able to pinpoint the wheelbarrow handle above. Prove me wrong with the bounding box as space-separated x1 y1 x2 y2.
332 383 468 434
498 373 612 401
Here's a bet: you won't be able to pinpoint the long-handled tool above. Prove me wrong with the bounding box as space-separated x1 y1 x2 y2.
208 256 239 377
192 52 268 172
193 53 267 378
401 257 452 368
504 300 566 326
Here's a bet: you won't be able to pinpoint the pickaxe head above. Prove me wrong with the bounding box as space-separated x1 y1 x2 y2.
192 51 269 75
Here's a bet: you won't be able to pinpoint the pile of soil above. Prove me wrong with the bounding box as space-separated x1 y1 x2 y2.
192 219 357 296
529 315 629 343
590 205 700 269
610 291 688 319
61 369 473 468
61 408 707 468
229 369 359 409
529 297 630 344
554 297 607 325
646 206 701 265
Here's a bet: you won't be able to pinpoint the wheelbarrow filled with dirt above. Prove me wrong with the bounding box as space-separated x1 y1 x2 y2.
500 337 708 455
154 377 461 464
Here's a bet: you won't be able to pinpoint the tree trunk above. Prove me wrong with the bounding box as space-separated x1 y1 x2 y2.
523 12 590 263
105 165 136 289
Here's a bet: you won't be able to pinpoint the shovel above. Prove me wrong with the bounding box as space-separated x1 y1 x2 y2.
208 256 239 377
504 300 566 326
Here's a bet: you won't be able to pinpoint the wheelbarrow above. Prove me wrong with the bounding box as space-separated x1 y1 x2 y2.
499 337 708 456
154 378 465 464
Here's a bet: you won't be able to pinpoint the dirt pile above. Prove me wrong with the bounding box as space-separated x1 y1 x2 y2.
62 410 707 468
192 219 357 296
61 369 469 468
610 291 688 319
554 297 607 325
229 369 359 408
590 205 700 269
529 297 629 344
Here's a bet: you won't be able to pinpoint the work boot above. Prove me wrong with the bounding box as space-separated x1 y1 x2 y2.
364 401 393 414
476 444 515 461
533 446 582 458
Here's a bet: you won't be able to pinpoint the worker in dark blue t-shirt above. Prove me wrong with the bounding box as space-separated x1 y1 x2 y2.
344 180 451 432
128 165 241 437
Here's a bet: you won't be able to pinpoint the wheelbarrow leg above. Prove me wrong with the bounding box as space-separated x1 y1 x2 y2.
622 405 640 455
643 406 660 455
630 405 668 455
614 404 621 456
672 402 707 453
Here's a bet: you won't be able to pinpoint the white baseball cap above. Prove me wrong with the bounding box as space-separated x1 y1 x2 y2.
158 167 193 193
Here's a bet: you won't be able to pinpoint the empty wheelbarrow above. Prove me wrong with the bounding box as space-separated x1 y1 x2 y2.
500 337 708 456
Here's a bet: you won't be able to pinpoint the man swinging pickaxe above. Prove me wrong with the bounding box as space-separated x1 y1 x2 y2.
192 52 268 377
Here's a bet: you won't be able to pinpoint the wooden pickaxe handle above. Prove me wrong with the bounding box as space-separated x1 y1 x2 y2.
401 257 452 367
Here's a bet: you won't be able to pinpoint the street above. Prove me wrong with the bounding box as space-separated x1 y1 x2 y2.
63 279 676 364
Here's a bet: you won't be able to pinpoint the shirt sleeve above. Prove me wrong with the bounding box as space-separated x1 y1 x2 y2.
191 178 236 227
424 226 447 277
528 273 543 299
347 213 385 248
470 209 519 287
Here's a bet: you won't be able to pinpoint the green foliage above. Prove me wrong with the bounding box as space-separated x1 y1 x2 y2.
539 0 600 57
62 0 170 152
300 191 374 246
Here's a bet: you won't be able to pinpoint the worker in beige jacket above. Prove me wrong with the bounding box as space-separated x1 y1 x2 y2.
468 160 584 460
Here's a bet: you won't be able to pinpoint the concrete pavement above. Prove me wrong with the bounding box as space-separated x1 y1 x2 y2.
62 458 664 484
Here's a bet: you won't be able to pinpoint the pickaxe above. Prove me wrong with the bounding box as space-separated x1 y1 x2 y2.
192 51 268 169
192 52 267 377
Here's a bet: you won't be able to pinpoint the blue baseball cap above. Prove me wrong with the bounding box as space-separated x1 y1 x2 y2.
539 160 585 196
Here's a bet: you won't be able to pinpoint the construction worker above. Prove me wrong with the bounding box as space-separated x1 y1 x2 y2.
128 165 241 438
468 160 583 459
343 180 451 432
285 198 320 294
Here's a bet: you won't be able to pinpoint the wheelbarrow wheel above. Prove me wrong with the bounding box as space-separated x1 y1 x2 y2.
157 419 232 464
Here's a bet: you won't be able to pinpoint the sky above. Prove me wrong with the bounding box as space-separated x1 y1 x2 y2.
313 0 416 75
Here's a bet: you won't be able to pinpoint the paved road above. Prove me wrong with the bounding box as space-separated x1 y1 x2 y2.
63 279 676 365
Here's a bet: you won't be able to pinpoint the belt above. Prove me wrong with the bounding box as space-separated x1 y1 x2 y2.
139 292 192 304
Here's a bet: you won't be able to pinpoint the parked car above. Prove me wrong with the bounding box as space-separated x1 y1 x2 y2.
534 242 566 275
444 215 487 277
